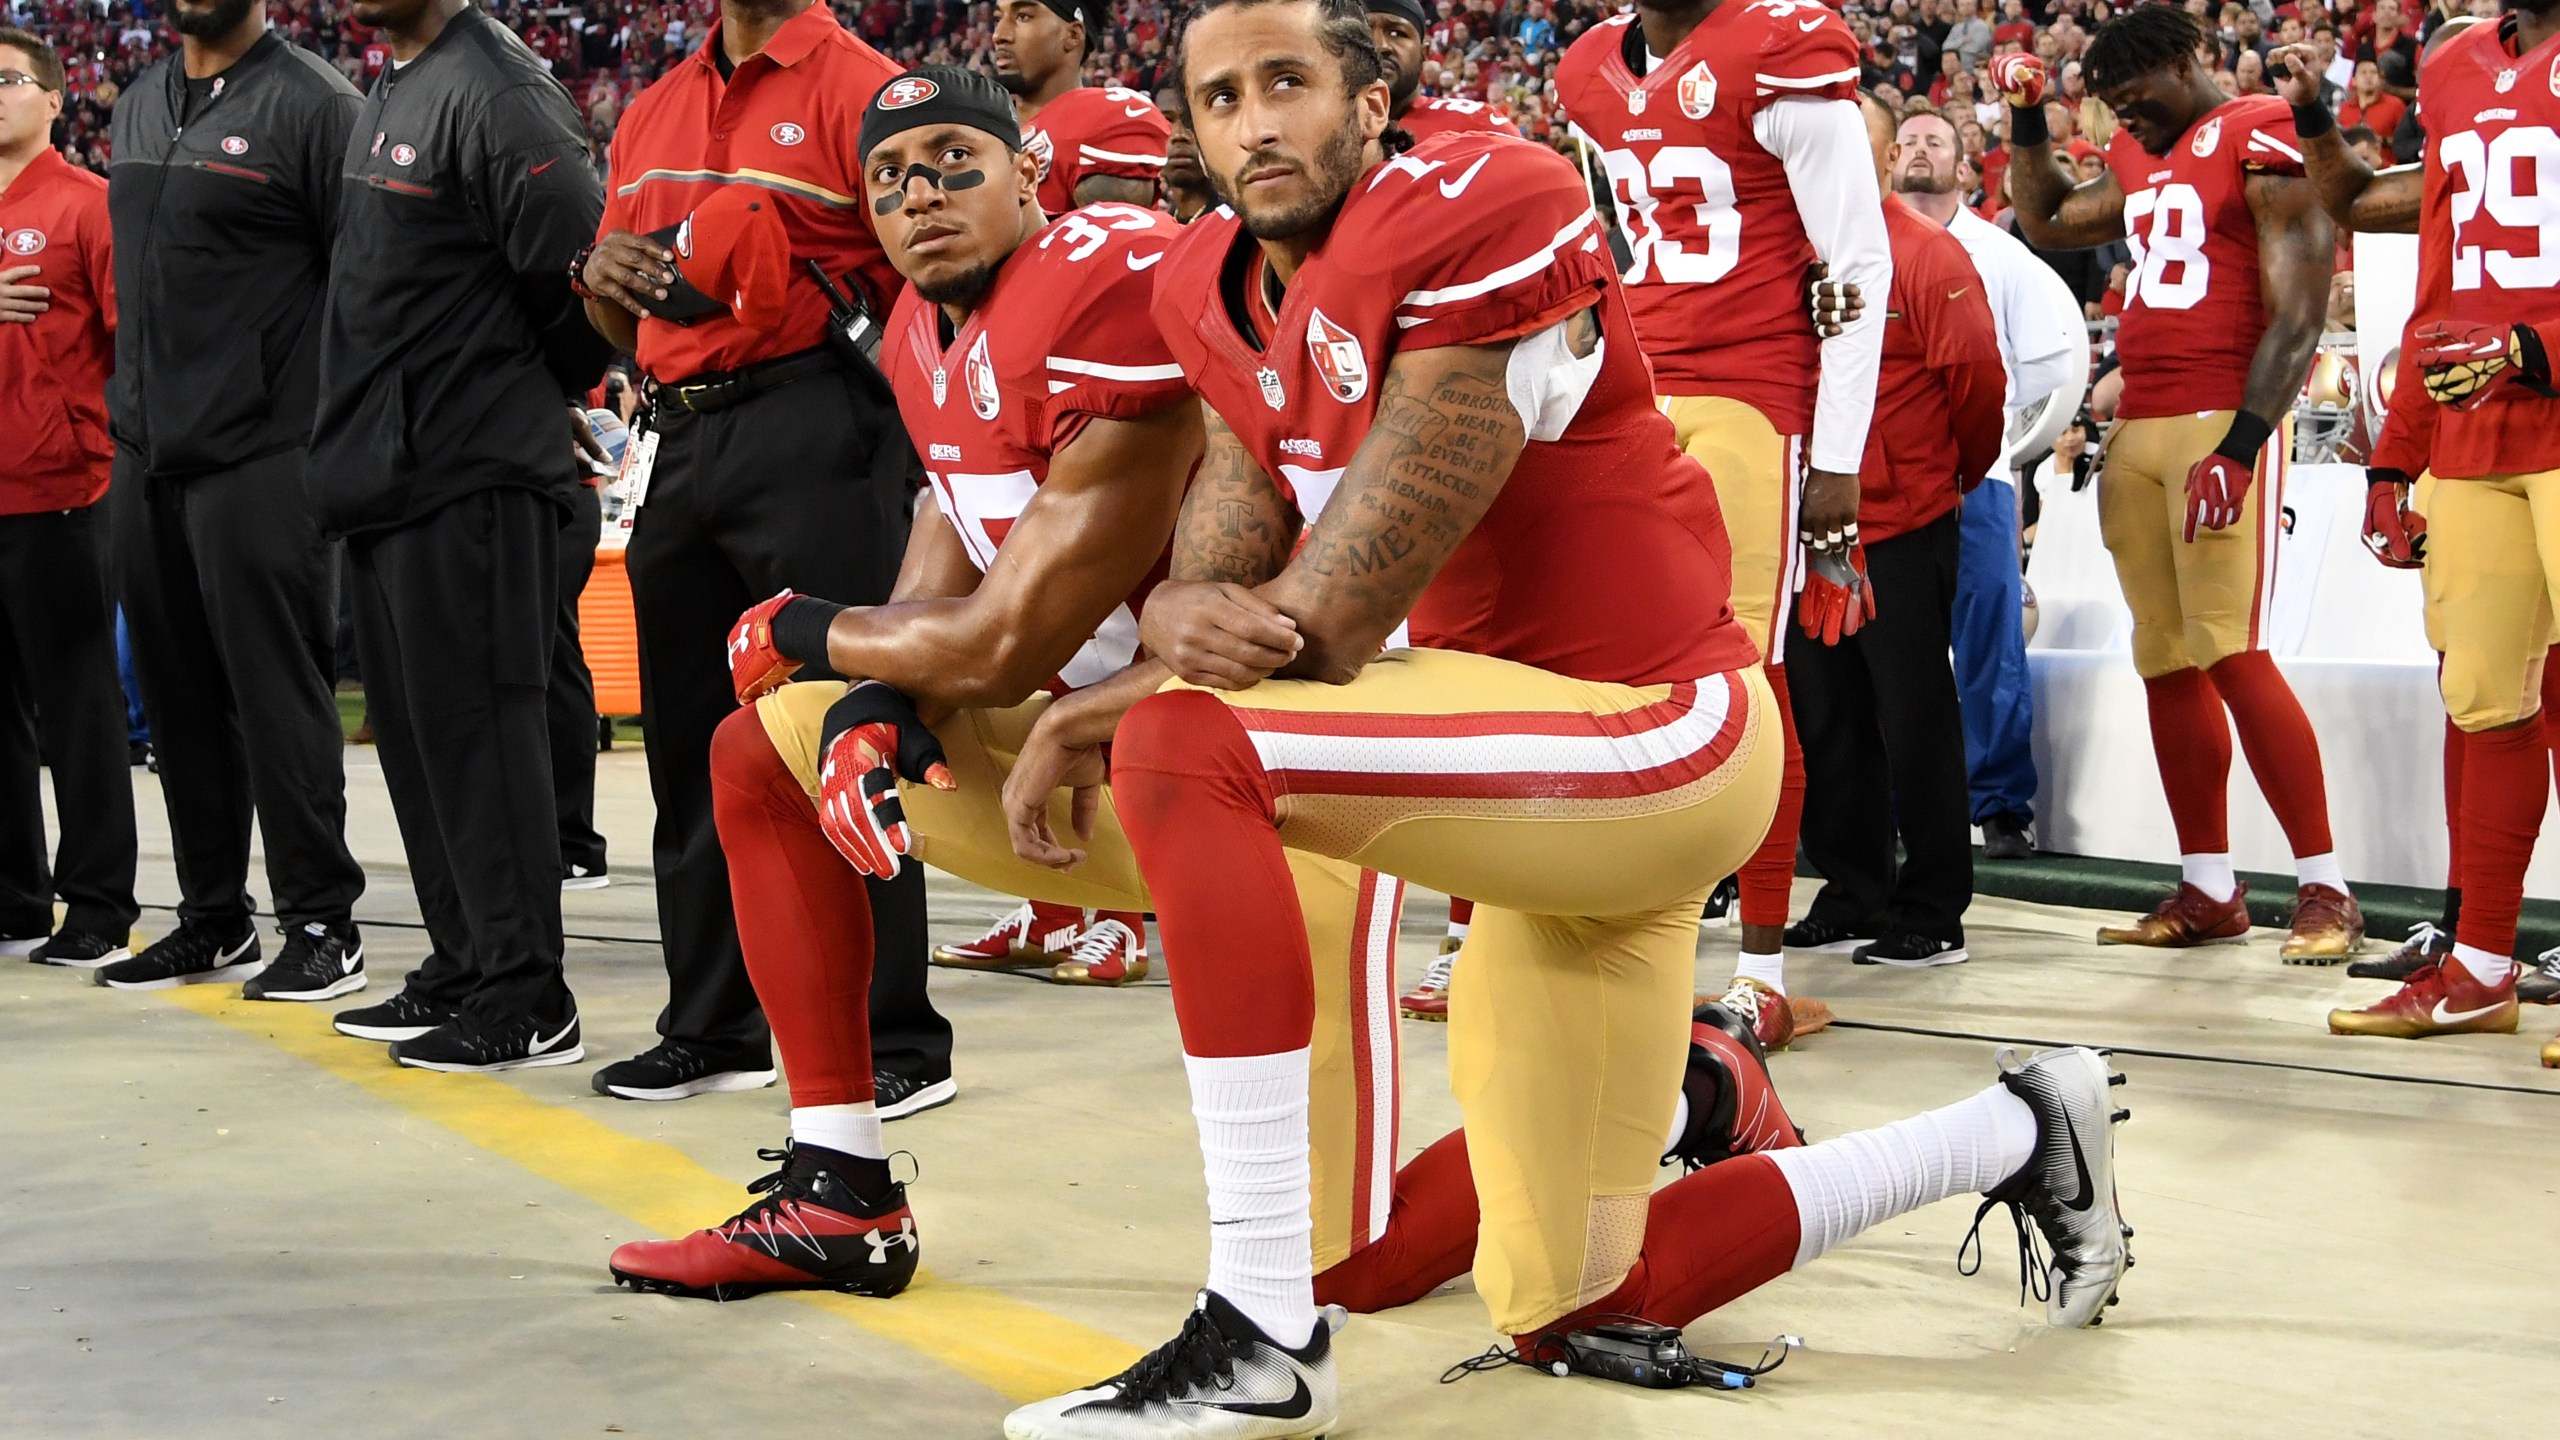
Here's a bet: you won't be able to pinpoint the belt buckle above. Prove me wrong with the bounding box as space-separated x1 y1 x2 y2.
675 380 720 411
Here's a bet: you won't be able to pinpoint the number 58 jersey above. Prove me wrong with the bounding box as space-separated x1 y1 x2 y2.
1554 1 1859 432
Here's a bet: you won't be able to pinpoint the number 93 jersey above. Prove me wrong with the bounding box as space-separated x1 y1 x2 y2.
2414 15 2560 480
880 202 1187 689
1554 1 1858 430
2101 94 2304 420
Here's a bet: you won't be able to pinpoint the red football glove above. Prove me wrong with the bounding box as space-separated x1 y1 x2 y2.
2183 413 2270 542
1798 542 1877 646
729 590 803 705
1988 53 2049 108
815 682 957 879
2361 468 2426 569
2411 321 2552 410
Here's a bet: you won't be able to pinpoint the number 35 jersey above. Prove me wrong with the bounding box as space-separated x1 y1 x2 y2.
2413 15 2560 480
1150 132 1759 688
2101 94 2303 420
881 203 1187 689
1554 2 1859 432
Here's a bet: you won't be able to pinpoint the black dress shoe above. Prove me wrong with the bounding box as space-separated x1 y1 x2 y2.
1981 813 2035 861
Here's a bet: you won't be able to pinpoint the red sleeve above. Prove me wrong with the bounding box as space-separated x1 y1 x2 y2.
2237 99 2307 177
2370 239 2449 475
1070 89 1172 184
81 181 114 339
1748 1 1862 105
1921 239 2006 484
1362 137 1613 351
1030 207 1191 444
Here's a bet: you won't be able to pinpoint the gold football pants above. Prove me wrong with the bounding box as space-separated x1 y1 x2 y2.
2100 411 2289 678
1659 394 1799 666
2415 470 2560 732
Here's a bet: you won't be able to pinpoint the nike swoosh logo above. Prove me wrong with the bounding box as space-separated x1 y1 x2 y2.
1439 154 1490 198
1799 15 1823 29
1127 250 1164 271
531 1017 577 1051
1947 286 1969 299
216 935 256 965
1123 104 1152 118
531 157 559 176
2059 1114 2096 1213
1184 1373 1311 1419
2432 999 2506 1023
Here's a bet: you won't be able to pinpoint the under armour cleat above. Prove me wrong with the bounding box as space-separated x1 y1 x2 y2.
2348 922 2451 982
1400 947 1455 1022
2278 885 2365 964
2096 882 2251 948
608 1141 918 1301
1004 1290 1335 1440
1051 915 1149 986
2327 960 2518 1039
934 901 1084 970
1665 1000 1805 1172
1964 1046 2133 1328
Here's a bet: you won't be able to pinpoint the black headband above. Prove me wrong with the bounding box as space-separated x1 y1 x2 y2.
1366 0 1429 30
1036 0 1095 30
858 65 1024 163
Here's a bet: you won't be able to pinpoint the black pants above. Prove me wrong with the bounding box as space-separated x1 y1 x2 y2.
1791 509 1974 941
551 484 606 876
111 448 364 932
0 504 138 940
627 367 942 1075
350 488 569 1024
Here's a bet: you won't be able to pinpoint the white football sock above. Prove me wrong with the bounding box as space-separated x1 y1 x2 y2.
2181 853 2238 903
1185 1048 1316 1345
1733 949 1787 996
2295 852 2347 893
1763 1082 2038 1267
1665 1090 1692 1153
1446 918 1470 943
2450 942 2516 987
792 1102 885 1160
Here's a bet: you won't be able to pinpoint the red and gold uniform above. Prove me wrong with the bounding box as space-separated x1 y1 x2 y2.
742 206 1409 1269
2098 94 2306 678
1394 93 1520 142
1020 84 1171 217
1132 130 1779 1334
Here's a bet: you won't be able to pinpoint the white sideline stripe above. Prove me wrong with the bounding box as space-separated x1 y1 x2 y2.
1396 211 1599 313
1756 67 1860 88
1079 145 1169 165
2247 129 2304 162
1243 679 1730 777
1359 876 1403 1246
1046 355 1186 382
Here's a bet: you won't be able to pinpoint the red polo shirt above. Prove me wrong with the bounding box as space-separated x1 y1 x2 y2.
1858 197 2006 544
0 148 115 514
599 4 902 383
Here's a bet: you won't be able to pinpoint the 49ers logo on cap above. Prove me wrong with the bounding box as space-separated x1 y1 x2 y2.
964 332 1001 420
1306 309 1368 404
881 76 939 108
3 228 43 257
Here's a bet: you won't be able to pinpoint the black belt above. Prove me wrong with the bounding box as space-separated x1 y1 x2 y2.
648 347 843 416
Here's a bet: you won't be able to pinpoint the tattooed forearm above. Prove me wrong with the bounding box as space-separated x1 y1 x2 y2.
1265 340 1525 681
1172 402 1300 585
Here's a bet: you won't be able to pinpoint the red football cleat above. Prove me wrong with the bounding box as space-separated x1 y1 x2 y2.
1049 914 1150 986
608 1142 919 1301
2096 882 2252 948
2328 960 2519 1040
932 901 1084 970
1665 1000 1805 1171
1712 975 1795 1051
1400 939 1459 1022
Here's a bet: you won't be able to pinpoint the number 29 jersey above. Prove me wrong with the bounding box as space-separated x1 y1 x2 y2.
2101 94 2304 420
1554 1 1859 432
2413 15 2560 480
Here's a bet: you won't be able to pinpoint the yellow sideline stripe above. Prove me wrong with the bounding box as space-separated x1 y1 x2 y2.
156 986 1141 1400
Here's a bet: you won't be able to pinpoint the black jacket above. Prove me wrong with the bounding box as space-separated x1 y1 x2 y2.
106 34 359 480
310 6 605 538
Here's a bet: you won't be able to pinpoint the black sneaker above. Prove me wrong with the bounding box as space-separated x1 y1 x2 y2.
591 1040 778 1101
562 863 611 892
95 923 253 986
0 931 47 960
1698 873 1741 926
1981 813 2035 861
1782 916 1874 952
1004 1290 1335 1439
390 1006 584 1073
243 921 366 1002
32 930 133 970
333 986 464 1042
1853 928 1970 968
2347 922 2451 982
2520 946 2560 1005
876 1070 957 1121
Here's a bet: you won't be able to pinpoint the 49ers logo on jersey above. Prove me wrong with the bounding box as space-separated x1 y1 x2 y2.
1306 309 1367 403
2190 116 2222 158
1024 128 1056 180
964 332 1001 420
1677 62 1717 119
2 228 42 257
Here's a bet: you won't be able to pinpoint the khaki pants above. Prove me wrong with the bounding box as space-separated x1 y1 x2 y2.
2416 470 2560 732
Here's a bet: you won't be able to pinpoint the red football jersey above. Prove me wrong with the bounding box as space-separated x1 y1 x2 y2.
2411 16 2560 480
2102 94 2306 420
882 202 1188 689
1022 85 1173 218
1860 197 2007 543
1396 94 1521 142
1554 0 1860 428
1150 131 1759 687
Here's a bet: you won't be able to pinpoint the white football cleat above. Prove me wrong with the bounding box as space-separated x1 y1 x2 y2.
1004 1290 1336 1439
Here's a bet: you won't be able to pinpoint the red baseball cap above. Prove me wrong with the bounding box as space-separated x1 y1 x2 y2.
670 187 791 332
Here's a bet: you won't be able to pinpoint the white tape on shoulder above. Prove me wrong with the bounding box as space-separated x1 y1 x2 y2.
1504 312 1605 444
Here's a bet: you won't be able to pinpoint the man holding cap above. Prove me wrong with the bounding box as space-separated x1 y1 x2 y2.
577 0 943 1109
993 0 1171 214
1364 0 1522 141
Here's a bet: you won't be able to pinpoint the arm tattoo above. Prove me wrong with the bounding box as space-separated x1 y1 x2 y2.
1171 403 1299 584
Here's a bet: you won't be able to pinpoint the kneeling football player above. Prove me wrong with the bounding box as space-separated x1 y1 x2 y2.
994 5 2134 1435
603 65 1410 1301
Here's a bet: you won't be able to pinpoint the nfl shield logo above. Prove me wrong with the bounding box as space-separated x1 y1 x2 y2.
1305 309 1368 403
1257 366 1286 409
932 368 949 407
2496 67 2518 92
965 333 1001 420
1627 87 1647 114
1677 63 1716 119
